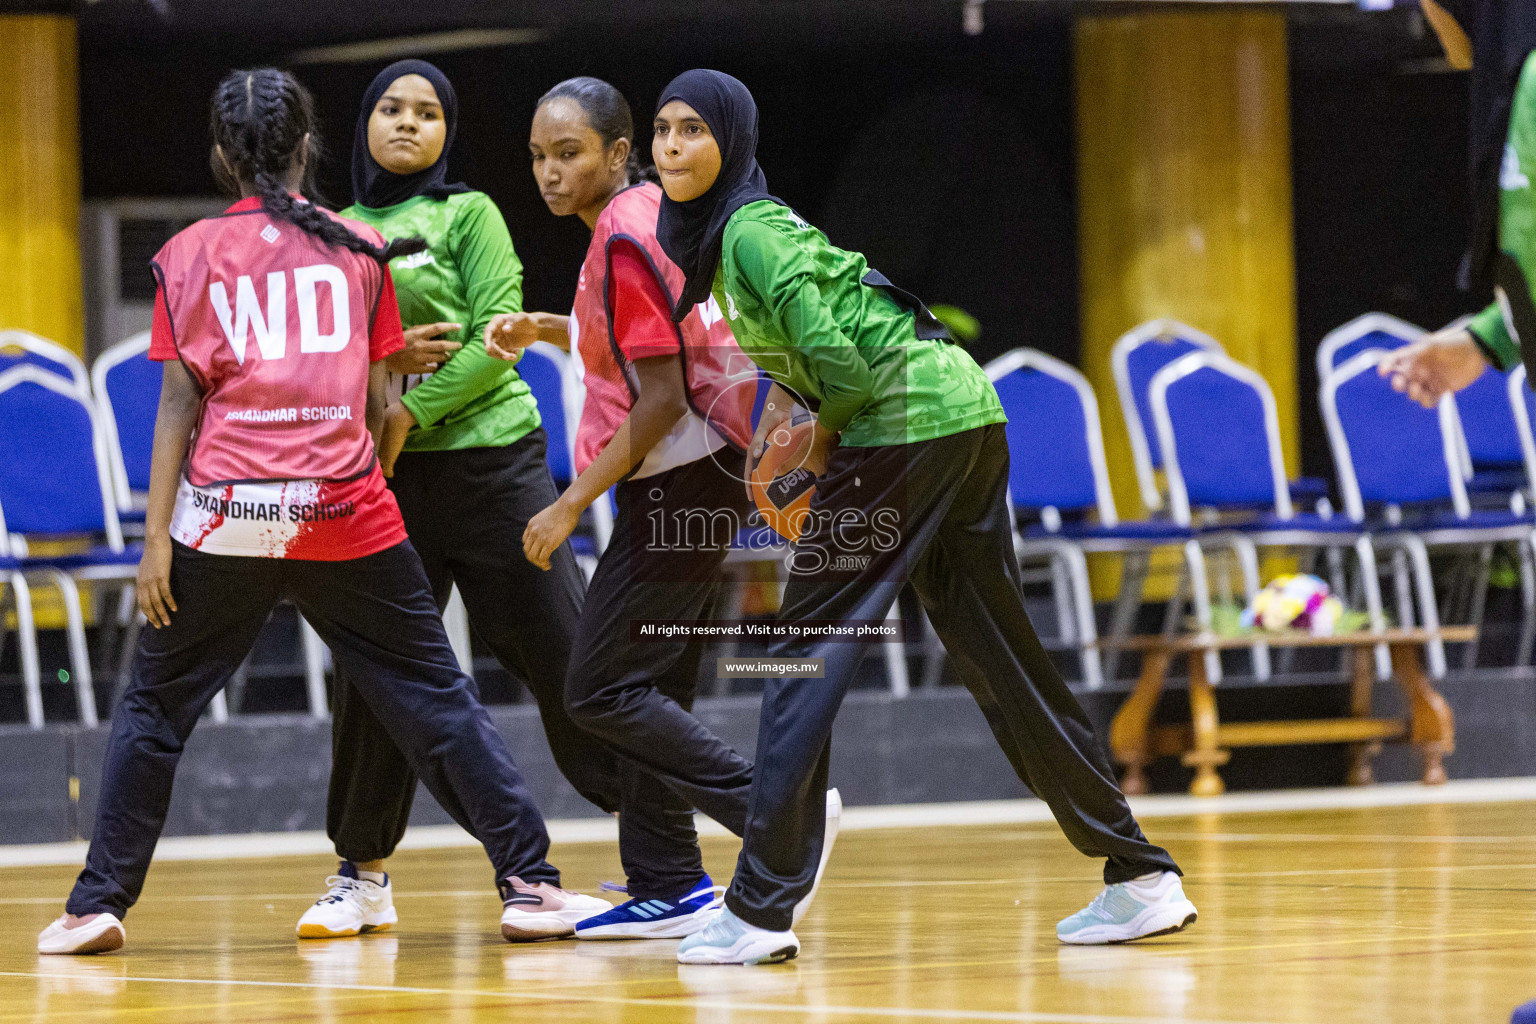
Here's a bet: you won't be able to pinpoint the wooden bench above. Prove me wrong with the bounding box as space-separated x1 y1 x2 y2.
1104 627 1469 797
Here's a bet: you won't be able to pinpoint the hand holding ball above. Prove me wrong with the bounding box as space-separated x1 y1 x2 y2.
748 419 817 543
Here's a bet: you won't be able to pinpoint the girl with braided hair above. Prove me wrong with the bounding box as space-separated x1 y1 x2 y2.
36 68 610 956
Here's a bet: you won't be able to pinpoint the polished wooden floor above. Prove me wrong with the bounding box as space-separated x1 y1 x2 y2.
4 799 1536 1023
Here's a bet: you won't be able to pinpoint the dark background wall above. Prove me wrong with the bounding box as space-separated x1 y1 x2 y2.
1291 58 1476 481
78 7 1483 482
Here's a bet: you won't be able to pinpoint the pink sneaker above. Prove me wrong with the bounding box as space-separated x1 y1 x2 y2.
498 876 611 942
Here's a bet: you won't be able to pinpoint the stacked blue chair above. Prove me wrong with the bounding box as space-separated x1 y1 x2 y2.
91 331 157 526
0 365 144 727
1149 350 1391 679
1116 318 1329 517
1112 319 1226 515
1322 349 1536 678
987 348 1214 688
1319 312 1523 498
1315 312 1423 382
0 502 44 728
89 334 327 718
0 329 90 394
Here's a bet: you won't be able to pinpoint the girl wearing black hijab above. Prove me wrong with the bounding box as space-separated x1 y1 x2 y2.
296 59 622 942
653 70 1195 965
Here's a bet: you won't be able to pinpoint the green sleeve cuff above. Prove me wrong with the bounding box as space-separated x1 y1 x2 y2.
1468 302 1519 371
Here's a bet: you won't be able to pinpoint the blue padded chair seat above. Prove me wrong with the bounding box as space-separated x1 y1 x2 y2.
116 508 147 525
1209 512 1362 535
27 543 143 570
1396 509 1535 532
1288 477 1331 505
1022 519 1192 542
569 533 597 558
1467 468 1527 494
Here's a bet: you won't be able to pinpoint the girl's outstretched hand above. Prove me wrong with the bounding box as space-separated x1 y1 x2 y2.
523 496 582 571
1376 329 1489 409
484 313 540 361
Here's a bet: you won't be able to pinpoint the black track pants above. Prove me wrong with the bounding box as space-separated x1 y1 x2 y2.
564 450 756 900
725 424 1181 931
69 540 557 918
327 430 621 864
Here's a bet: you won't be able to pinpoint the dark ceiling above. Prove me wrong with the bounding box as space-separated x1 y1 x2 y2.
49 0 1440 71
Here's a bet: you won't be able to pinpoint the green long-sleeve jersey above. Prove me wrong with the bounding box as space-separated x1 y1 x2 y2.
1468 50 1536 371
711 201 1004 447
342 191 540 452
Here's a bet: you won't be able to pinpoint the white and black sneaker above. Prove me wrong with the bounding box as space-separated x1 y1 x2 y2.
296 861 397 939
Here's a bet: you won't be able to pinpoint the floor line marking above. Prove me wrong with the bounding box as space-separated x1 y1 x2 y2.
7 778 1536 868
8 861 1536 907
0 971 1288 1024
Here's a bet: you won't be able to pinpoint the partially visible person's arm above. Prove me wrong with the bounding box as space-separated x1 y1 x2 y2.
485 312 570 357
523 355 688 569
397 195 524 429
361 266 412 476
367 362 389 446
522 241 690 569
138 283 204 629
1378 330 1490 408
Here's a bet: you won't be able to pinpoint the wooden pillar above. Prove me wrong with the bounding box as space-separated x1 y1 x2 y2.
0 14 83 356
1076 9 1297 595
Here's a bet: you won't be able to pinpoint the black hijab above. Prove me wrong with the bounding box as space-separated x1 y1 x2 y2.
654 70 784 320
352 59 470 209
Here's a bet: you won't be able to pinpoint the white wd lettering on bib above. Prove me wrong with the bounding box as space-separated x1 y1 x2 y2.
209 264 350 363
294 265 350 353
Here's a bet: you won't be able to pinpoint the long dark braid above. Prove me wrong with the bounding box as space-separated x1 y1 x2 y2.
210 69 426 263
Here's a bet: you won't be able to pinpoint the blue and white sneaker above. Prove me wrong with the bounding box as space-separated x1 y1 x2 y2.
1056 871 1197 945
574 876 725 940
676 906 798 965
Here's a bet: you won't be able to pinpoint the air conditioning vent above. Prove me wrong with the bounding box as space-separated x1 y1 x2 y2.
82 198 228 359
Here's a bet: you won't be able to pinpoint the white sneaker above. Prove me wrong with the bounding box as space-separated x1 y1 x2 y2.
38 914 125 955
1056 871 1197 945
296 863 397 939
498 876 613 942
791 788 842 925
676 906 798 965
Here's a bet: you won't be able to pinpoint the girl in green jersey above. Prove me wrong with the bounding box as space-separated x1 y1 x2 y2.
295 59 622 943
652 70 1194 965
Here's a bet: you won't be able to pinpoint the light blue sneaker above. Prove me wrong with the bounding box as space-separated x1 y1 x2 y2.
676 907 799 965
1056 872 1197 945
574 876 724 940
